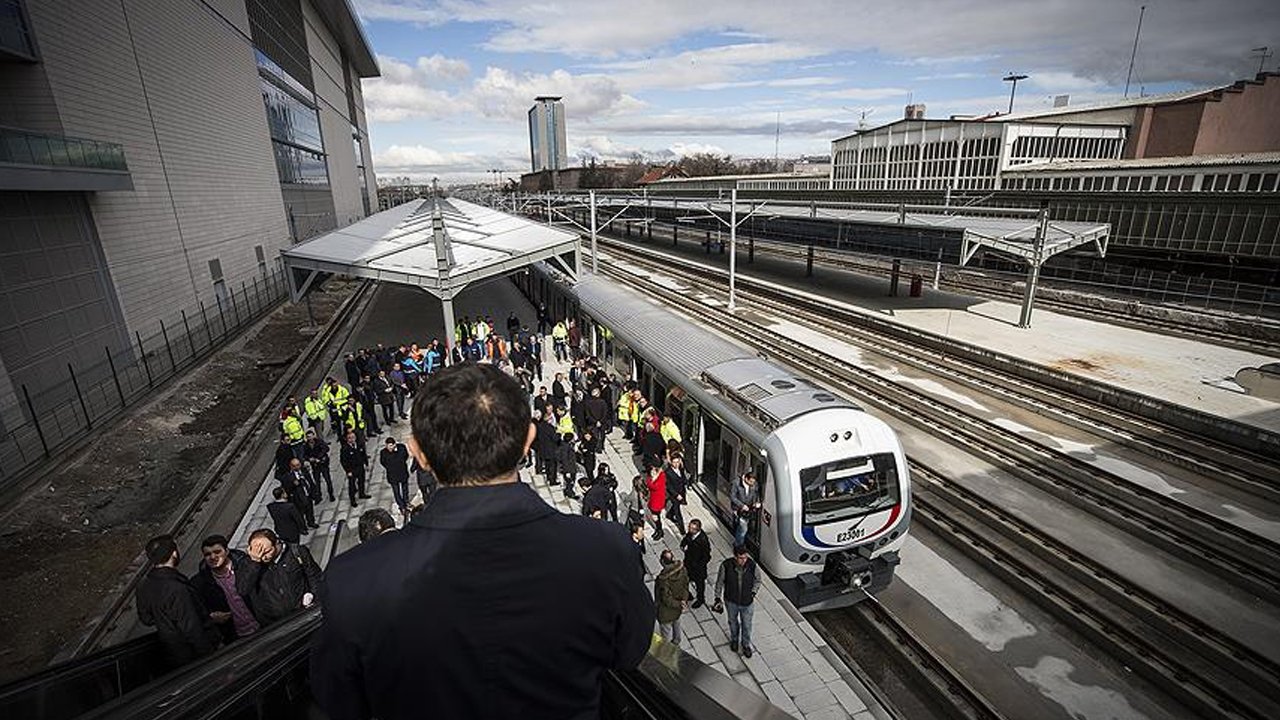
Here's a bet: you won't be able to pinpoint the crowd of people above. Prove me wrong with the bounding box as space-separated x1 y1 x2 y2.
135 302 767 718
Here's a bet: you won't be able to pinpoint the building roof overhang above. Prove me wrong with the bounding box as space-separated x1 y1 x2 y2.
311 0 380 77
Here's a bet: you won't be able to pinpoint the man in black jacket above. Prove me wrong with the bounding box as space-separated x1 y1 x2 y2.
267 486 307 544
714 545 762 658
238 528 322 626
339 430 370 506
379 437 411 514
193 535 259 643
312 363 653 720
374 370 397 426
136 535 220 666
534 411 558 482
282 458 319 527
680 519 711 608
304 430 335 503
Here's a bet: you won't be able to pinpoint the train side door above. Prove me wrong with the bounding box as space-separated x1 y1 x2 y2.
716 429 741 519
743 447 768 555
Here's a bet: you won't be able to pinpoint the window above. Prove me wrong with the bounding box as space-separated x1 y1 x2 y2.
0 0 38 60
1214 174 1229 191
1139 176 1151 192
800 454 901 525
209 259 228 306
1262 173 1278 192
1155 176 1168 192
1227 174 1242 192
1247 174 1261 192
254 245 266 276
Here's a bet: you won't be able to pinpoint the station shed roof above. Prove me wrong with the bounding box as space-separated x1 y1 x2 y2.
590 194 1108 267
281 197 580 301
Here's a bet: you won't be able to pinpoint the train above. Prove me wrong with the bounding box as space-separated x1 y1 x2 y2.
516 264 911 611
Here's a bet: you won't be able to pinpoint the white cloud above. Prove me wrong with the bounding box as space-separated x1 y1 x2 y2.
810 86 910 101
363 54 470 121
590 42 826 91
469 67 638 120
357 0 1280 85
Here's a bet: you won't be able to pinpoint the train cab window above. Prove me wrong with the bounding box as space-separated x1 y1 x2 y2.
613 343 634 380
800 454 900 525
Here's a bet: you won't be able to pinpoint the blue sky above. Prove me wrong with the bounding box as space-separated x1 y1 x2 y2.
351 0 1279 184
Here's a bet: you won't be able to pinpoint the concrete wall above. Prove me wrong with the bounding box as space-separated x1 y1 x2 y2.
1193 75 1280 156
25 0 291 337
1143 102 1203 158
302 0 364 227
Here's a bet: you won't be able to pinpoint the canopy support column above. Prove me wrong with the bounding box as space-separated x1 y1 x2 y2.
729 189 737 312
1018 209 1050 329
441 294 456 366
590 190 598 274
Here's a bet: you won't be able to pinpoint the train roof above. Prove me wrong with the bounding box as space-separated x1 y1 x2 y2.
569 270 860 431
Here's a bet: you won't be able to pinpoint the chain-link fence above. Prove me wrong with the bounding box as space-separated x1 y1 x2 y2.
0 265 289 485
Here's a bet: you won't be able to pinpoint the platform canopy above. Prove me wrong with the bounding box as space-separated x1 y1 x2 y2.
281 196 580 353
522 191 1108 327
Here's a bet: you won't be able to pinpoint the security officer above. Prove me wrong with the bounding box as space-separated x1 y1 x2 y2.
303 389 328 435
340 399 367 448
321 377 352 437
281 408 306 461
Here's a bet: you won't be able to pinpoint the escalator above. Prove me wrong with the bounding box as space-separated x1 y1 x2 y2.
2 525 792 719
2 608 790 720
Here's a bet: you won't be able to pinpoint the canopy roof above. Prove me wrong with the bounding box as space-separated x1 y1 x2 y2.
282 197 580 301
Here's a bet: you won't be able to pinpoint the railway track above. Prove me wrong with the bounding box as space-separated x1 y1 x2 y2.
66 281 375 657
647 221 1280 357
588 253 1280 719
599 241 1280 603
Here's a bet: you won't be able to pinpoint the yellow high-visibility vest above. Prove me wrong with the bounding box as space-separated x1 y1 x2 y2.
660 418 682 444
281 414 305 442
303 396 327 420
556 412 575 436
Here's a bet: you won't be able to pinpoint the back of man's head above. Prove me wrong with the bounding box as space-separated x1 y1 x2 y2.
145 535 178 566
411 363 530 486
358 508 396 542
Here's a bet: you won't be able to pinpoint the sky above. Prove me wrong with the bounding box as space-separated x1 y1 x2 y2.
350 0 1280 185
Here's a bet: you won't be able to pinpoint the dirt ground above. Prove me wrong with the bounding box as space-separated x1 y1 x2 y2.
0 280 355 684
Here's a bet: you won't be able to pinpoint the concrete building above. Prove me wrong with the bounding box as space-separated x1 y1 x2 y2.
0 0 379 427
1003 72 1280 159
831 117 1126 192
528 96 568 173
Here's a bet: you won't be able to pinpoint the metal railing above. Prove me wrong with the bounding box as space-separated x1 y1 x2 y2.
0 266 289 485
0 126 128 172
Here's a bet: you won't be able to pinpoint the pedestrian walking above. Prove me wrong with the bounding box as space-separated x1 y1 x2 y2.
654 549 690 646
680 519 711 608
380 437 412 515
714 545 761 658
267 486 308 544
283 458 319 528
644 464 667 541
340 430 370 506
304 430 335 503
664 454 688 532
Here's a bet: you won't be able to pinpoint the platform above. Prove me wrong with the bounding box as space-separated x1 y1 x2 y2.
227 278 893 720
602 236 1280 435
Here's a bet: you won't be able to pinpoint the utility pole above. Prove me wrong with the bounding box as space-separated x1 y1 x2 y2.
1124 5 1146 98
1252 46 1273 75
1003 73 1028 114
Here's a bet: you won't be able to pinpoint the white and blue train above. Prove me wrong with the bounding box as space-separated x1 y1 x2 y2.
518 266 910 610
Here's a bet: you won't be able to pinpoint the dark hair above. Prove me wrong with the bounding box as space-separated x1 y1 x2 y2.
410 363 530 485
201 534 230 551
733 544 748 556
249 528 278 545
358 508 396 542
272 486 286 500
144 535 178 565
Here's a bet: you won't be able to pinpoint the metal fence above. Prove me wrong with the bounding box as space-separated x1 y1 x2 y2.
0 265 290 485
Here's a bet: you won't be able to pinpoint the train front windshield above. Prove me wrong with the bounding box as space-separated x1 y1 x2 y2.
800 454 900 524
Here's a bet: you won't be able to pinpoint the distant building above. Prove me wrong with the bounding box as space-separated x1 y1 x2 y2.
831 119 1126 191
1002 73 1280 158
528 96 568 173
0 0 378 428
637 165 688 185
519 165 631 192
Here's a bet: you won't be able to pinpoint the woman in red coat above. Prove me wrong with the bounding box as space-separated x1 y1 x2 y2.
645 465 667 540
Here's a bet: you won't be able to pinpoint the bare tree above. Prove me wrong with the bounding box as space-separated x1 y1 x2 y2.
677 152 737 177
